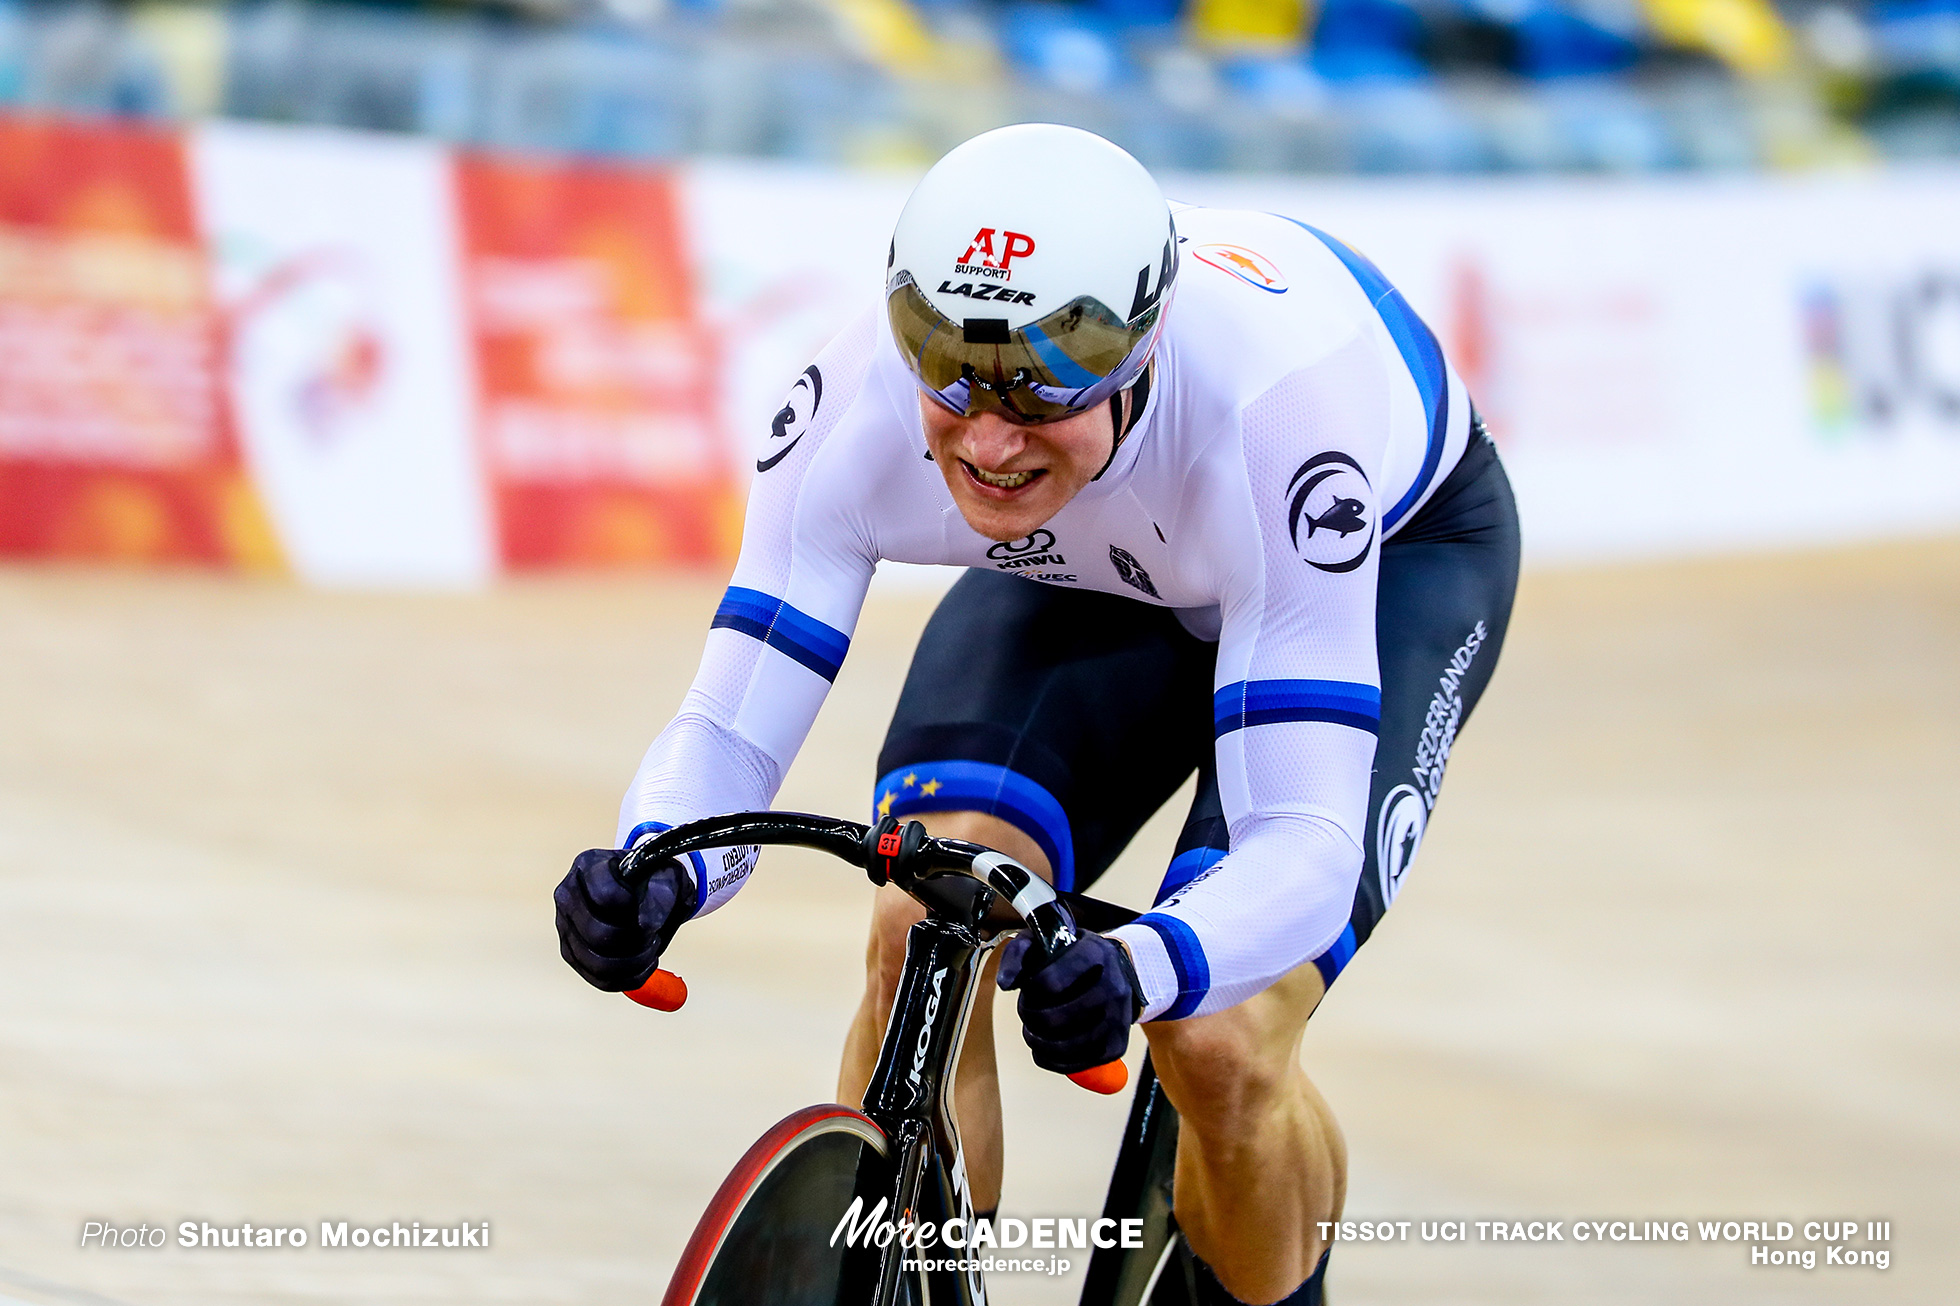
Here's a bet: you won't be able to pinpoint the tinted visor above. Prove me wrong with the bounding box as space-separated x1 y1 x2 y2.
887 271 1167 424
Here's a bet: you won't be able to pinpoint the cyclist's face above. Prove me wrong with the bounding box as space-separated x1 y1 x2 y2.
918 395 1116 544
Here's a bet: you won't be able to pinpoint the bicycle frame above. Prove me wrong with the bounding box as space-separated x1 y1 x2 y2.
856 914 997 1304
625 810 1155 1306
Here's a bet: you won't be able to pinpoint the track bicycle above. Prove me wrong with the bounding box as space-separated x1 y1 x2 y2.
611 810 1201 1306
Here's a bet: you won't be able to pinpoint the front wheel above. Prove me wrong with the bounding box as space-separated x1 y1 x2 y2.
663 1104 892 1306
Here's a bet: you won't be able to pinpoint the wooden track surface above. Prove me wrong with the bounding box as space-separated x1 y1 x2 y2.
1 540 1954 1305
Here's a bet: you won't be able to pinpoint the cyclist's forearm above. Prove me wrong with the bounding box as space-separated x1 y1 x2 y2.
1110 811 1361 1022
616 710 782 917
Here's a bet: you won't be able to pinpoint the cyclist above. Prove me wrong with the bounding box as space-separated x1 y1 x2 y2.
556 123 1519 1306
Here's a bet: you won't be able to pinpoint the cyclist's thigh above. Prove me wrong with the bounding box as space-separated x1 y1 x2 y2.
877 569 1214 893
1352 426 1521 952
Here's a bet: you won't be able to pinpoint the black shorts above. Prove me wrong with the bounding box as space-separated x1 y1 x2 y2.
875 428 1520 988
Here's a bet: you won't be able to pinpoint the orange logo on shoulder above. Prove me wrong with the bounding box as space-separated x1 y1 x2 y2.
1194 243 1286 293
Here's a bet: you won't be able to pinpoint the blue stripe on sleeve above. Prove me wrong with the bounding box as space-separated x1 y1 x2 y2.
1284 219 1450 530
1134 912 1211 1020
872 760 1076 892
1155 845 1226 905
711 586 851 682
1313 923 1358 988
1213 679 1381 738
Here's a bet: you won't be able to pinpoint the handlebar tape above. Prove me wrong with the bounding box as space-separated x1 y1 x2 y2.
1066 1060 1129 1095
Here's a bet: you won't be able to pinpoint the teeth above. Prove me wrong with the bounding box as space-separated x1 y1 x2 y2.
971 465 1035 489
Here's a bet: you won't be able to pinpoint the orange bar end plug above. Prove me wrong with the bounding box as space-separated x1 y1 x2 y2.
625 969 688 1012
1067 1060 1129 1095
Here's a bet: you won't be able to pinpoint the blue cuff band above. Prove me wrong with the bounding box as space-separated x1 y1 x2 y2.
622 820 708 902
1134 912 1210 1020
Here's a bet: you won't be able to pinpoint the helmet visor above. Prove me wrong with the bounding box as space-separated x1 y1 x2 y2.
887 271 1167 424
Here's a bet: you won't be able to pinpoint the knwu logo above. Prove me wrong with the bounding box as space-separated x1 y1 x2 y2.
987 530 1067 573
956 228 1035 282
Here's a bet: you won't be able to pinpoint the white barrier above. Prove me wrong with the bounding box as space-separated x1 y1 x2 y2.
194 122 495 587
9 117 1952 581
688 162 1960 566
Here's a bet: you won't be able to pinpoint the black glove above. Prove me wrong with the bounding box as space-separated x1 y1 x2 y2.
554 847 697 992
997 930 1142 1074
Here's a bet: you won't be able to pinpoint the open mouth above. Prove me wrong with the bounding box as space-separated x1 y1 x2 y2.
962 460 1044 493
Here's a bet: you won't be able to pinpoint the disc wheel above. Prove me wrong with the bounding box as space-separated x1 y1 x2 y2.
663 1104 892 1306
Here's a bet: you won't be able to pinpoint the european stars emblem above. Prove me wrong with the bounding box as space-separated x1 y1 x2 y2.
877 790 896 818
919 778 942 797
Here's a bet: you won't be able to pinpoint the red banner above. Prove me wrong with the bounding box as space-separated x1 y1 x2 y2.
0 117 274 566
455 154 739 568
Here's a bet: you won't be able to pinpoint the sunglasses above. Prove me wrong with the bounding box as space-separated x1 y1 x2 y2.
888 273 1168 426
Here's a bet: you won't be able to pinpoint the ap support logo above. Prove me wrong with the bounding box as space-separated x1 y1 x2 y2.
955 228 1035 282
1285 452 1374 573
1375 784 1426 909
757 365 821 473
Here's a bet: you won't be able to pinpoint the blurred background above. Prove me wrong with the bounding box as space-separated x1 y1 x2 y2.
2 0 1960 170
0 0 1958 1303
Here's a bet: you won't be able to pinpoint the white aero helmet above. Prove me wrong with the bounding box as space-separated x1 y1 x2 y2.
887 124 1177 424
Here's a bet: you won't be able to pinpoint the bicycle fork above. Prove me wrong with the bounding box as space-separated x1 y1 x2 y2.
859 916 1000 1306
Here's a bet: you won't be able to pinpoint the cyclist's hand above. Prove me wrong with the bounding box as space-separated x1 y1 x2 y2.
997 930 1141 1074
554 847 696 992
